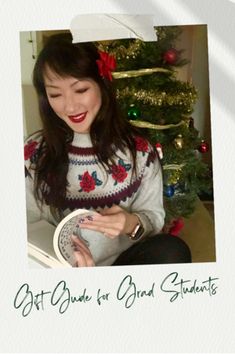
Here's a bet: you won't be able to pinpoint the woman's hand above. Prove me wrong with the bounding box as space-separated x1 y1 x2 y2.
78 205 139 239
71 235 95 267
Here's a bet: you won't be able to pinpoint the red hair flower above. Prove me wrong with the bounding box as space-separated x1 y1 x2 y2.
96 51 116 81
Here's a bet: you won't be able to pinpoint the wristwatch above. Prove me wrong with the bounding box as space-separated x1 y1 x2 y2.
128 218 145 241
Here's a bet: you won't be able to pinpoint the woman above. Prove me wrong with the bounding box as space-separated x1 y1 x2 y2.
25 33 191 267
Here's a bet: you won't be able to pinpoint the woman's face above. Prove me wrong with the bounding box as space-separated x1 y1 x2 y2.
44 66 102 133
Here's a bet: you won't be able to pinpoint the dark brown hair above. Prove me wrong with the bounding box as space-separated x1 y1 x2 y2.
32 33 143 216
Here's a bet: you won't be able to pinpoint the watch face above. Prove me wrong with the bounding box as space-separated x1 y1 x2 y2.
53 210 96 266
130 223 144 240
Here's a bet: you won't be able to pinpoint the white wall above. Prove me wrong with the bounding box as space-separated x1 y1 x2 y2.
20 31 41 137
191 25 211 138
175 25 210 138
20 31 37 85
175 25 212 165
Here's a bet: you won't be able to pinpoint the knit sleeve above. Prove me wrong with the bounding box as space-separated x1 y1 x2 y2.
130 144 165 237
24 133 43 223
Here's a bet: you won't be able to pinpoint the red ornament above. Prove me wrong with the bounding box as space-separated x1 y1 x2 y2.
198 140 209 153
163 48 178 65
169 218 184 236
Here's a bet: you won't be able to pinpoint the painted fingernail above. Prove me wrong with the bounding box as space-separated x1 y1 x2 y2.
78 217 84 223
78 215 94 223
86 215 94 221
72 244 80 252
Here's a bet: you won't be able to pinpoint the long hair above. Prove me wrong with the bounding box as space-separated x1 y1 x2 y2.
32 33 143 215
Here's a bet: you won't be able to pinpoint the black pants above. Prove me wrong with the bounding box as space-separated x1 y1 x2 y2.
112 233 192 266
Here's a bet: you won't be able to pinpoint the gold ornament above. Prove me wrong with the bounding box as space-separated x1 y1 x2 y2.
173 134 184 149
168 170 181 185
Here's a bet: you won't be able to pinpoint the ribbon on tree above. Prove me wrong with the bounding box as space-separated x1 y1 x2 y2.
113 67 172 79
130 119 186 130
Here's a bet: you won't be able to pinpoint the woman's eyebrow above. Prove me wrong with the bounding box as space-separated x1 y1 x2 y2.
71 80 81 87
45 83 60 88
45 80 83 89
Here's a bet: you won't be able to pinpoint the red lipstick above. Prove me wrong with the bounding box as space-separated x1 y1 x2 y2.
68 112 87 123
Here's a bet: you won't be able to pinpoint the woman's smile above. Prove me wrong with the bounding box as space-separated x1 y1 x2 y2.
68 112 87 123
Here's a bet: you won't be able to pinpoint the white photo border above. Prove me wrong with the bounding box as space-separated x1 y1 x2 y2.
1 0 235 352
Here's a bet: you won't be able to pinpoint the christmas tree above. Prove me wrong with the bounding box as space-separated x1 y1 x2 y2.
98 26 212 226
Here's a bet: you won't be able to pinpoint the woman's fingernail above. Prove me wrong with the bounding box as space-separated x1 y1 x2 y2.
78 215 93 223
86 215 94 221
72 244 80 251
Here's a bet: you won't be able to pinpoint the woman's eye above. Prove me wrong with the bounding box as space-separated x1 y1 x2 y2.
75 88 88 94
48 94 61 98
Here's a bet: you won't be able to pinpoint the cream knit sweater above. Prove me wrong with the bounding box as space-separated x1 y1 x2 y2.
25 132 165 266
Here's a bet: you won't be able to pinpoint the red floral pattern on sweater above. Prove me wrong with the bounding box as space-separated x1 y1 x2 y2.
24 140 38 161
79 171 96 193
110 159 131 185
111 164 128 183
78 170 103 193
135 136 149 155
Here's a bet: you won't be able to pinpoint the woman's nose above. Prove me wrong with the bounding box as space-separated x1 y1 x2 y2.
64 94 77 113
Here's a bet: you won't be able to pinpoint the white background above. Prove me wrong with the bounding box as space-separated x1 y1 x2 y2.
0 0 235 352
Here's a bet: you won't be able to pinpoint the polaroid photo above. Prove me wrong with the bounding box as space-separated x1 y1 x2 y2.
1 1 235 353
